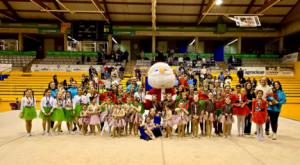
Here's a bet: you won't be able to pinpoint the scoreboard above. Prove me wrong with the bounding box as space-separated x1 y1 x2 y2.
71 21 112 41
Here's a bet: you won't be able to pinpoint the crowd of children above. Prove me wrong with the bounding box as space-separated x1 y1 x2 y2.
19 69 286 142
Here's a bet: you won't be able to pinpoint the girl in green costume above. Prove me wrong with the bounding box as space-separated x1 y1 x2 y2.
20 89 37 137
39 89 54 135
51 92 65 135
64 91 75 134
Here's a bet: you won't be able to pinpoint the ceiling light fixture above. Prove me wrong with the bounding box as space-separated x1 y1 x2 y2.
216 0 223 6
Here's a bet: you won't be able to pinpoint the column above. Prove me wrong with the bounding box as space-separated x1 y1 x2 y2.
237 36 242 54
152 31 156 55
279 36 284 54
107 34 113 55
63 33 68 51
18 33 23 51
195 37 199 53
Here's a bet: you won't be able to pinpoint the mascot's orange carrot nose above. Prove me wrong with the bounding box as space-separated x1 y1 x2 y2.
158 67 165 74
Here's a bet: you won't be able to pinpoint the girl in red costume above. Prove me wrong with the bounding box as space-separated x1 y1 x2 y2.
252 90 268 141
233 85 250 136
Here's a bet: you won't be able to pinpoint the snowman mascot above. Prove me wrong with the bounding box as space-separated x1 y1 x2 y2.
144 62 177 120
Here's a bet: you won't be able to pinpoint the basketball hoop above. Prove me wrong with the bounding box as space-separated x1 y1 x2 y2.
226 16 261 27
234 16 261 27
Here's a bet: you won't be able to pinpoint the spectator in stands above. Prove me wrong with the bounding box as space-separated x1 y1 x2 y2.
67 81 78 98
76 58 81 65
135 68 141 81
119 65 125 79
218 71 225 82
246 77 251 83
156 51 165 62
97 52 102 64
252 78 257 88
200 66 207 82
62 80 68 90
183 53 190 61
167 53 174 66
237 68 244 80
81 74 89 87
15 98 21 110
178 63 185 75
53 75 58 88
269 78 275 87
89 66 98 81
124 50 129 62
239 77 247 87
70 77 75 84
81 54 85 64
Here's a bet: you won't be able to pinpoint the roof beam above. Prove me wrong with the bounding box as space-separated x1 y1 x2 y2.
197 0 216 25
102 0 111 21
30 0 67 22
53 0 67 20
3 0 294 7
91 0 109 23
196 0 206 25
0 10 17 21
152 0 157 31
245 0 256 13
2 0 20 20
280 0 300 25
255 0 281 14
0 9 286 17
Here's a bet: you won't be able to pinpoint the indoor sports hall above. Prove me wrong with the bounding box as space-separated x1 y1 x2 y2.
0 0 300 165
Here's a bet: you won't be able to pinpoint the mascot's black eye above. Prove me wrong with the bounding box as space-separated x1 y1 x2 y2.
154 69 158 72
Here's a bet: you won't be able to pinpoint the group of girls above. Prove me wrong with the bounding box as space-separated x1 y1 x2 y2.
19 79 285 142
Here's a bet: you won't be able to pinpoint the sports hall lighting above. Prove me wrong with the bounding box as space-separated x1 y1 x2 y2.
216 0 223 6
226 38 238 46
189 38 196 46
112 37 118 44
67 36 78 43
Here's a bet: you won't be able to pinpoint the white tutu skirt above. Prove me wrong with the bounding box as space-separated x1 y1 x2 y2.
172 115 189 125
164 120 173 127
78 116 90 125
109 118 126 127
90 114 100 125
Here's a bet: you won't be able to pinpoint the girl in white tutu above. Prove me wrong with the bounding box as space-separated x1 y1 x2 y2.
88 97 101 135
78 105 89 135
131 99 143 136
175 101 189 137
110 104 126 137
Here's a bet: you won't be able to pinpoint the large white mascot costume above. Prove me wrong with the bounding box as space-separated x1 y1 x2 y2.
144 62 176 110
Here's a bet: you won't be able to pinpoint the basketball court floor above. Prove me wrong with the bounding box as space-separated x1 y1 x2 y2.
0 110 299 165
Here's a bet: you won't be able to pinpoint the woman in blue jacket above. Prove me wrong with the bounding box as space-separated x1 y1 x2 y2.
267 81 286 140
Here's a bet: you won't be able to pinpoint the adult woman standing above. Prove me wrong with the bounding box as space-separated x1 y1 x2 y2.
244 82 256 135
268 81 286 140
